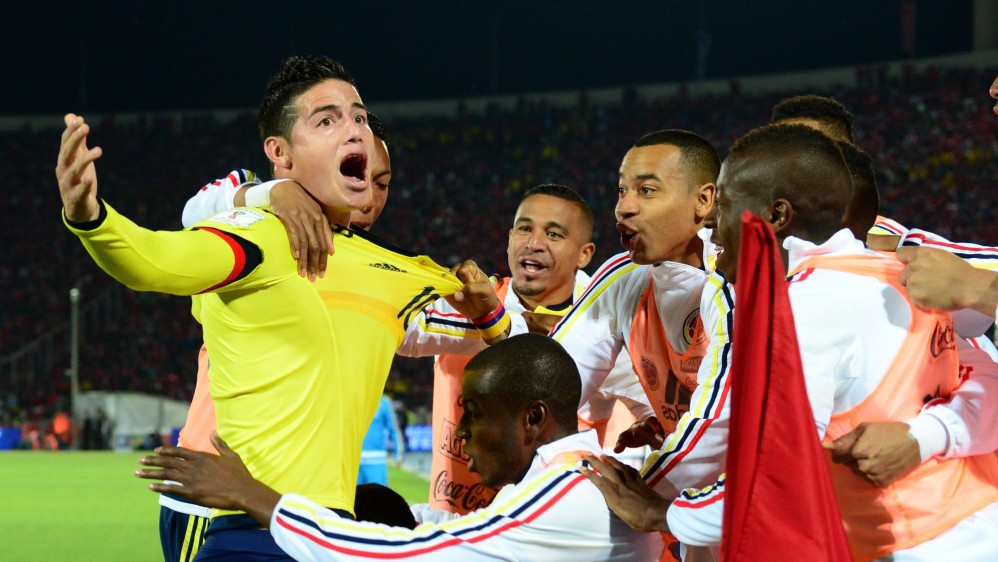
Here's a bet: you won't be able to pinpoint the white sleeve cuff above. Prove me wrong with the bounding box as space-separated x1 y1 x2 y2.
905 413 950 462
244 181 278 208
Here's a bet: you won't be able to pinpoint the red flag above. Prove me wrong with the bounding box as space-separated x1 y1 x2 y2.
720 212 853 561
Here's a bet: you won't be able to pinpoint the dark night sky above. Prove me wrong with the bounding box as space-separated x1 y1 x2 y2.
2 1 974 116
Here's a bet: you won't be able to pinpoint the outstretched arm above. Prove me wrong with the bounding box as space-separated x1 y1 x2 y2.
56 113 102 222
136 433 281 527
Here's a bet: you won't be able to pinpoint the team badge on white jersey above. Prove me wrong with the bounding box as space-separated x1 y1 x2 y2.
206 209 266 228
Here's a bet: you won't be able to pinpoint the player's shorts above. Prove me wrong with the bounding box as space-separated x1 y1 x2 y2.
195 510 353 561
357 461 389 486
159 498 209 562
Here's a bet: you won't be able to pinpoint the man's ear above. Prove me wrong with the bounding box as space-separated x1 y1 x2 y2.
576 241 596 269
523 401 549 439
769 198 794 234
694 182 716 222
264 136 292 175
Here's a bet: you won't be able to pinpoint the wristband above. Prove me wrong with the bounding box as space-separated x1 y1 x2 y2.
472 302 511 342
243 182 274 208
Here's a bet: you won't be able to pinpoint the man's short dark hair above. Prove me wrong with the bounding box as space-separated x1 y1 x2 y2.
633 129 721 187
466 334 581 432
353 483 417 529
729 123 853 244
258 56 355 142
520 184 594 243
771 95 854 142
368 112 390 145
836 140 879 239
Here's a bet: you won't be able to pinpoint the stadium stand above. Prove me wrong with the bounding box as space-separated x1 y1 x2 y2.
2 65 996 435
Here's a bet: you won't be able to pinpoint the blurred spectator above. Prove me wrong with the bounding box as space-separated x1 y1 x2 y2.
3 66 996 422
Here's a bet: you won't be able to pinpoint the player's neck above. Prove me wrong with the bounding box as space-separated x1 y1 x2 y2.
325 209 352 228
515 284 574 312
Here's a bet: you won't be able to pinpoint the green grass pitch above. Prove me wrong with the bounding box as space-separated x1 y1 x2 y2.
0 451 429 561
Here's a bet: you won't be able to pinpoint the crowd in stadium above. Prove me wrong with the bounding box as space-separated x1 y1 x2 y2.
4 65 995 431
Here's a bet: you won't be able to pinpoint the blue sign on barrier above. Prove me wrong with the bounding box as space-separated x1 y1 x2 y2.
0 427 22 450
404 425 432 452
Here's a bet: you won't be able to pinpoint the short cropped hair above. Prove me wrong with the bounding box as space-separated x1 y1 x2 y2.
633 129 721 187
353 484 417 529
836 140 879 238
771 95 854 142
258 55 355 142
521 183 594 242
368 112 390 145
728 123 853 244
465 334 581 432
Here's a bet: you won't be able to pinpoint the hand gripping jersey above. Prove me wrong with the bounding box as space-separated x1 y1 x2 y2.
409 273 590 514
791 253 998 562
68 203 461 516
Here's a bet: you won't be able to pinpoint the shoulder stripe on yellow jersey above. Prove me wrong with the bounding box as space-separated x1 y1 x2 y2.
193 228 261 293
643 274 734 486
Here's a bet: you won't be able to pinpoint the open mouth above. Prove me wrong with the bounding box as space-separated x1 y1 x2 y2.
617 224 637 250
340 153 367 186
519 258 547 274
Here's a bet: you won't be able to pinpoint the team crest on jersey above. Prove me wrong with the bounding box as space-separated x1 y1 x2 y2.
370 262 407 273
640 357 660 391
683 309 701 345
206 209 266 228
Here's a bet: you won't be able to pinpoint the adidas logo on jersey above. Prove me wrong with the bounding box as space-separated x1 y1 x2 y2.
369 263 407 273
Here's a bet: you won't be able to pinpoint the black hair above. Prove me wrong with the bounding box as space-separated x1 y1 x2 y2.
728 123 853 244
368 112 390 145
353 483 417 529
258 55 355 142
465 334 581 432
835 140 879 239
771 95 854 142
520 183 594 242
633 129 721 187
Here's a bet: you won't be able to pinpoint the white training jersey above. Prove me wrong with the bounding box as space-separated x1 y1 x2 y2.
550 250 709 421
640 271 735 498
667 230 998 550
269 431 664 561
181 169 261 228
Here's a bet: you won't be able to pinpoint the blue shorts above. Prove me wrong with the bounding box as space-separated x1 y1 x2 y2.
159 495 209 562
194 511 350 561
194 515 292 561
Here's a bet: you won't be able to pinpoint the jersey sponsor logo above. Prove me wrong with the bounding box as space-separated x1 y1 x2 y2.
369 262 408 273
206 209 266 228
438 418 469 463
683 309 701 345
640 356 660 391
680 356 702 374
929 321 956 358
432 470 494 512
658 370 693 424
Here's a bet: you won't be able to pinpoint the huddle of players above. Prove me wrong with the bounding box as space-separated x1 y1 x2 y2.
58 55 998 562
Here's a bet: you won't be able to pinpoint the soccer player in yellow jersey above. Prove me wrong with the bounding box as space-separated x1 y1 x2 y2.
57 56 466 561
